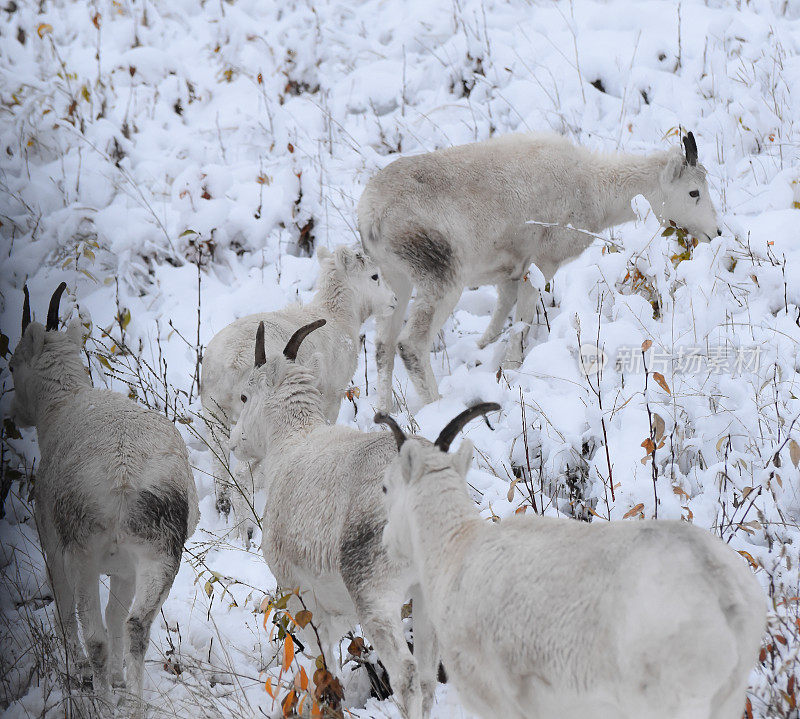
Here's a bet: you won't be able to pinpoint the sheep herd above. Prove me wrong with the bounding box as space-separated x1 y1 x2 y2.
8 131 765 719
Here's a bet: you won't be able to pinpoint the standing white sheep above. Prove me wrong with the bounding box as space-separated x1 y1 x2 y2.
8 283 199 716
201 244 393 532
228 320 436 719
377 408 766 719
358 131 721 410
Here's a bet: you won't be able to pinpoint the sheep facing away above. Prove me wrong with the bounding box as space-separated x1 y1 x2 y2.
358 131 721 410
201 244 394 534
8 284 199 715
376 408 766 719
229 320 436 719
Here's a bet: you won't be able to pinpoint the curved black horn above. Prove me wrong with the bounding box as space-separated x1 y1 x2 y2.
434 402 502 452
255 321 266 367
22 285 31 334
46 282 67 331
374 412 407 450
683 132 698 166
283 319 326 361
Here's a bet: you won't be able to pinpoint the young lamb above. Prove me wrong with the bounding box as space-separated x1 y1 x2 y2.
377 408 766 719
228 320 436 719
201 244 393 530
8 283 199 715
358 131 721 409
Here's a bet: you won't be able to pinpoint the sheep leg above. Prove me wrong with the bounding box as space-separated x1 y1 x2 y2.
230 460 260 544
410 586 439 717
106 574 135 687
397 287 460 406
68 554 109 695
43 542 88 683
477 279 518 349
375 270 413 412
503 280 540 370
358 599 423 719
204 406 233 516
125 556 179 713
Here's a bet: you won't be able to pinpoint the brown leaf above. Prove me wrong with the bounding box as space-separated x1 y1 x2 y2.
789 440 800 468
348 636 365 657
623 503 644 519
641 339 652 352
92 13 101 28
652 372 671 394
287 142 295 153
641 438 655 455
652 412 665 442
738 550 758 569
295 609 312 628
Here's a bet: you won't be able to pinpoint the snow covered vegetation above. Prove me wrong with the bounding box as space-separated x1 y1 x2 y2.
1 0 799 717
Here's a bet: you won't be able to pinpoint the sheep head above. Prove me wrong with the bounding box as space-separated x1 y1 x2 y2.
317 245 395 323
9 283 88 427
229 319 327 462
654 132 721 242
377 403 501 561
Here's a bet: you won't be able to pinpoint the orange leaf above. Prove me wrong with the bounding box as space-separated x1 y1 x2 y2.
348 636 365 657
298 665 309 692
265 677 274 698
641 339 652 352
652 372 671 394
776 634 787 645
297 695 307 715
641 438 655 455
257 72 263 84
738 551 758 569
311 700 322 719
37 23 53 37
515 505 528 515
282 689 297 717
744 696 753 719
283 634 295 671
623 503 644 519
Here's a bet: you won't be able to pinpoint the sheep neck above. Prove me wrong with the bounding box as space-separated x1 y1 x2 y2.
31 353 92 425
409 474 484 594
264 378 326 454
591 150 669 231
312 271 362 333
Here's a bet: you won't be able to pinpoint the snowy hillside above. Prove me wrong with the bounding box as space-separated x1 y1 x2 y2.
2 0 800 716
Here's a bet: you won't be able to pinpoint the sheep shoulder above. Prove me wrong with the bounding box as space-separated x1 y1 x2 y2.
261 429 397 575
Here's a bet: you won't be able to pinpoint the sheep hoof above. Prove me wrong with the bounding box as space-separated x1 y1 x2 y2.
477 332 498 350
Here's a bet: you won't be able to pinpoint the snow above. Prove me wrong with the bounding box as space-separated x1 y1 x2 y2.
1 0 799 716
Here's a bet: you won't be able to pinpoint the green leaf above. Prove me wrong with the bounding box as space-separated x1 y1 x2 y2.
661 226 676 237
179 229 198 237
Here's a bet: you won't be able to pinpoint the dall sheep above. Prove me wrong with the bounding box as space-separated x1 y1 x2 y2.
8 284 199 715
228 320 436 719
201 244 393 532
358 131 721 410
377 409 766 719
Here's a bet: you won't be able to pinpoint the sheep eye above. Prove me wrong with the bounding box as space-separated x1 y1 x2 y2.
371 274 379 281
240 394 248 403
382 485 387 494
689 190 700 198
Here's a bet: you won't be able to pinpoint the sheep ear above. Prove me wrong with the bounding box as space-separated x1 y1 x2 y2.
65 318 85 348
661 149 685 184
17 322 46 360
452 439 474 477
399 442 426 484
316 246 332 262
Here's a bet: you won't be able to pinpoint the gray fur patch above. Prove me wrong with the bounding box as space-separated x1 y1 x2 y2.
52 490 103 549
126 487 188 559
397 341 424 380
340 519 384 587
392 229 456 285
126 616 146 658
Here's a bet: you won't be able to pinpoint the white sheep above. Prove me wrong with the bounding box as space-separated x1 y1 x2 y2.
228 320 436 719
377 408 766 719
358 131 721 410
201 244 393 534
8 283 199 716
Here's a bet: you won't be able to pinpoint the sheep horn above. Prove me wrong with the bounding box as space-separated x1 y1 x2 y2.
683 132 698 166
22 285 31 334
283 319 326 361
374 412 406 450
255 321 266 367
434 402 502 452
46 282 67 331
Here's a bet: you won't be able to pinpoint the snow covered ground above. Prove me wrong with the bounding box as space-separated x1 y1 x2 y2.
2 0 800 716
